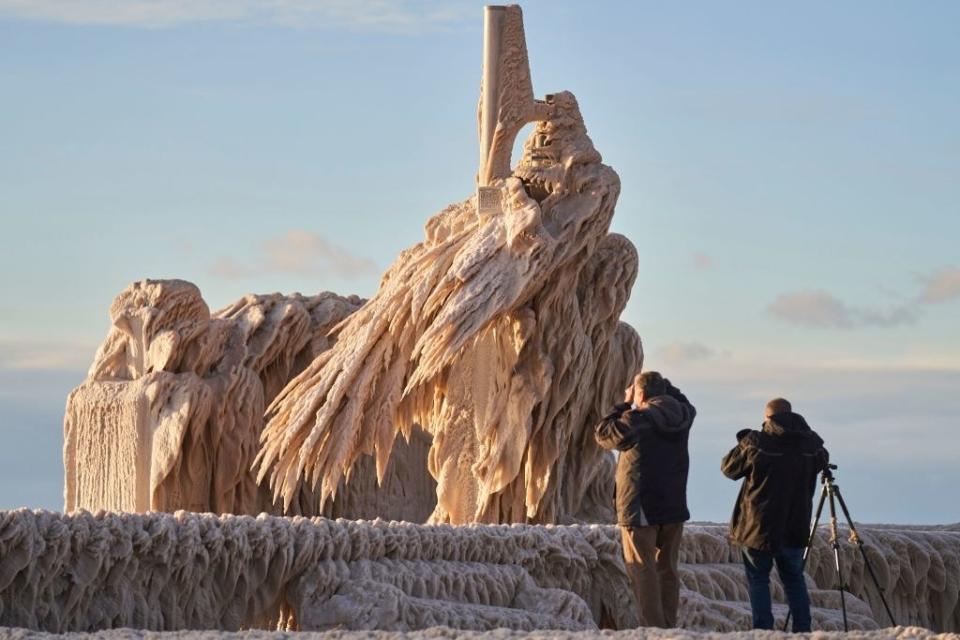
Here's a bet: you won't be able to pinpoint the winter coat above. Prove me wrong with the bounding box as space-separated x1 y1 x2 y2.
721 411 829 551
594 383 696 527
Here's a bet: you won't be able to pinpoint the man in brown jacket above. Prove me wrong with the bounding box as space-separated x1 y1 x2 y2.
595 371 696 628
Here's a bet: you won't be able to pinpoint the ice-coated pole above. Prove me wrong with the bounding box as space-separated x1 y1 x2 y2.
479 5 506 186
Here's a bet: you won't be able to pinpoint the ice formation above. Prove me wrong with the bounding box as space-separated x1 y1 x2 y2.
0 628 955 640
255 5 642 525
1 511 957 633
64 5 639 527
62 281 361 515
63 281 437 522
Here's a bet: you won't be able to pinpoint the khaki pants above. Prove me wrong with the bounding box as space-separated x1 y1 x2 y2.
621 523 684 628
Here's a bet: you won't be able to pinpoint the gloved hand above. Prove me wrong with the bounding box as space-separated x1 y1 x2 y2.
736 428 751 441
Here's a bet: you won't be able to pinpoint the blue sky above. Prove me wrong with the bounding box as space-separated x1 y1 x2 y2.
0 0 957 522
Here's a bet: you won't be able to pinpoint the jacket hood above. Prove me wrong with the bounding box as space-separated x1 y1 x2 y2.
764 411 822 444
639 395 695 435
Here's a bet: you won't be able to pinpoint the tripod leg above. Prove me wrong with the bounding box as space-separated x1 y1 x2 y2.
828 488 849 631
833 486 897 626
783 484 827 631
804 484 828 565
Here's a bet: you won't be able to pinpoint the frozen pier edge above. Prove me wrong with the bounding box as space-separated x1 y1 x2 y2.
0 511 957 633
1 627 958 640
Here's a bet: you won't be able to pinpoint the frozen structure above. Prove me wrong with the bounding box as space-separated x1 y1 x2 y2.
63 281 435 522
64 5 638 526
256 4 641 525
0 629 954 640
0 511 958 633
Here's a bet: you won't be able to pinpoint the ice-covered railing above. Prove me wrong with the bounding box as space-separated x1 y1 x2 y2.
803 525 960 631
0 510 630 632
0 511 956 633
0 627 953 640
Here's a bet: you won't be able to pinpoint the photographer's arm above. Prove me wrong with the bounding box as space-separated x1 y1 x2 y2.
721 431 754 480
817 445 830 473
594 404 638 451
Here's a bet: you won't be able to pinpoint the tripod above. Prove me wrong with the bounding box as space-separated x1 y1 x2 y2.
782 464 897 631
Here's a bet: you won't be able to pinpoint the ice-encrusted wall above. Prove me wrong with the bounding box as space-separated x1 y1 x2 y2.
0 628 953 640
0 511 956 633
0 510 625 633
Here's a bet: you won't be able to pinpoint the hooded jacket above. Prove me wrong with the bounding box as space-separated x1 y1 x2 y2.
594 382 696 527
721 412 829 551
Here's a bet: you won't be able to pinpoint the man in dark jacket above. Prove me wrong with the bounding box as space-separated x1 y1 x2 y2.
721 398 829 632
595 371 695 628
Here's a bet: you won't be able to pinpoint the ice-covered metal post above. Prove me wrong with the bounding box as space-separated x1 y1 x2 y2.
475 5 549 221
477 6 507 220
479 6 506 184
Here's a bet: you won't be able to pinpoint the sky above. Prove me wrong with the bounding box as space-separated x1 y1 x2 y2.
0 0 957 523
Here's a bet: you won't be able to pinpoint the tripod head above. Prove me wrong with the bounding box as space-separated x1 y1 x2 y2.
821 463 838 484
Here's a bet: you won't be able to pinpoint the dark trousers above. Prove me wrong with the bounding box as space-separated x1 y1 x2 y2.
621 523 684 628
742 547 812 632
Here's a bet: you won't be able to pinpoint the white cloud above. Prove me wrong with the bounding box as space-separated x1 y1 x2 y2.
918 266 960 304
0 0 471 31
209 256 254 279
657 341 716 366
211 229 378 280
768 290 917 329
768 290 852 328
768 267 959 331
263 230 378 278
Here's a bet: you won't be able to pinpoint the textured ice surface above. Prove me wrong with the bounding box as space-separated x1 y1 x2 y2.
62 282 439 524
0 511 956 633
256 91 642 525
63 282 365 515
0 627 958 640
0 511 625 632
